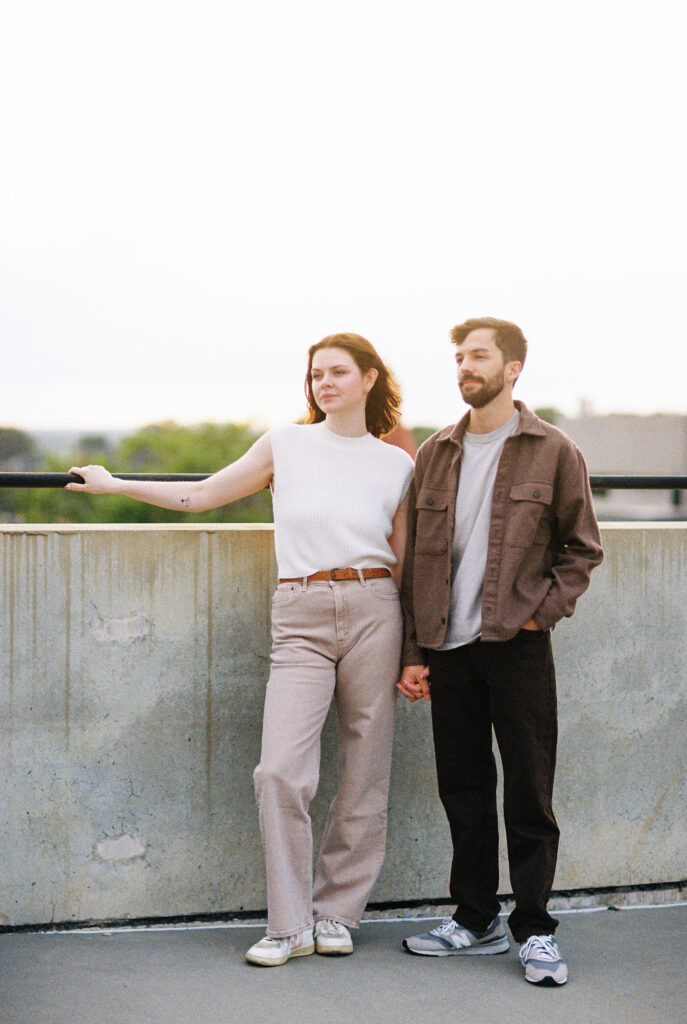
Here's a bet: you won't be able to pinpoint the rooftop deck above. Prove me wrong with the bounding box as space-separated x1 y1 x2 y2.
2 904 685 1024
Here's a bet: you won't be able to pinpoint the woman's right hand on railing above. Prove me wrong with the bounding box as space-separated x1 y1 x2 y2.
66 465 118 494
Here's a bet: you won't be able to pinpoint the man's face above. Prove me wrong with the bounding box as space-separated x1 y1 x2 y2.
455 328 511 409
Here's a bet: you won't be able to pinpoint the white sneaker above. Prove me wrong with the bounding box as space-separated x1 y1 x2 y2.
519 934 568 985
245 927 315 966
314 919 354 955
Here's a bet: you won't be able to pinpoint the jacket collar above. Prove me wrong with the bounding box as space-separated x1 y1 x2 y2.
441 400 546 447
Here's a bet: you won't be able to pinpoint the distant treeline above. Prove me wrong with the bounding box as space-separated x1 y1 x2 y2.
0 421 440 525
0 422 273 524
0 412 560 525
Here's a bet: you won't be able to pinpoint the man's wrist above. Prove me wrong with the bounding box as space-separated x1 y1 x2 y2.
402 657 426 670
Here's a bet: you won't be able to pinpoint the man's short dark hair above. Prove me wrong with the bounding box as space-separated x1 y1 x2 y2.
450 317 527 368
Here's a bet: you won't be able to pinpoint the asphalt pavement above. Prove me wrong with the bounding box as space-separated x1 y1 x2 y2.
1 904 684 1024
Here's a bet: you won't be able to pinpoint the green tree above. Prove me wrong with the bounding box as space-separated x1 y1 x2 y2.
534 406 561 425
10 422 274 525
0 427 36 467
75 434 113 459
0 427 38 521
411 425 439 448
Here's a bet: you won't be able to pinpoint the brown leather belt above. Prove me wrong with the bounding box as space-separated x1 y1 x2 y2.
278 567 392 583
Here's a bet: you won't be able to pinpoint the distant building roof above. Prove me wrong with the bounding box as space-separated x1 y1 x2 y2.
558 413 687 475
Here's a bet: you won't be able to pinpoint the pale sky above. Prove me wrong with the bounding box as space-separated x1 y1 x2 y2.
1 0 685 433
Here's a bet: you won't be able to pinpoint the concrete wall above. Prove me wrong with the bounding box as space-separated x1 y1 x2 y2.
1 523 685 927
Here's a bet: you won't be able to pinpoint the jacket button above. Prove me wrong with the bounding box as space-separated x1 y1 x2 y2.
533 490 541 498
426 497 434 506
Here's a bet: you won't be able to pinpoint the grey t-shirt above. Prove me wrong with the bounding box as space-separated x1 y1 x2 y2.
440 411 520 649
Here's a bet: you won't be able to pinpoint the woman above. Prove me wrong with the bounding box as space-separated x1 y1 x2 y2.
67 333 414 966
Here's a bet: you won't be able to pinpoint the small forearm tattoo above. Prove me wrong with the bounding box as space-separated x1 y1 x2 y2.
180 496 191 508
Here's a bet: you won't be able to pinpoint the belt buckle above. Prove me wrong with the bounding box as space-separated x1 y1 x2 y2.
330 568 338 580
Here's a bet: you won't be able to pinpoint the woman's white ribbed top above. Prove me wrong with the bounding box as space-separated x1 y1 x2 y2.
269 421 414 578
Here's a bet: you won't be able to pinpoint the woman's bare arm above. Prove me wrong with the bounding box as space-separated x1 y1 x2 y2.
66 433 274 513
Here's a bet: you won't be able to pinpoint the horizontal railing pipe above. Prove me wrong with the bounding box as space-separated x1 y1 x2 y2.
1 473 687 489
588 476 687 489
0 473 211 488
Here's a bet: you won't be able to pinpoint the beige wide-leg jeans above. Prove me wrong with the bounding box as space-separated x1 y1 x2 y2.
253 575 402 938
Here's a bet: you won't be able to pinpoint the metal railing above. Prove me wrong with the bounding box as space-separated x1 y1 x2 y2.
0 473 210 487
589 477 687 490
1 473 687 489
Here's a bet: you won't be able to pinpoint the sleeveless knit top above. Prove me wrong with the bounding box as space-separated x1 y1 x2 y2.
269 422 414 578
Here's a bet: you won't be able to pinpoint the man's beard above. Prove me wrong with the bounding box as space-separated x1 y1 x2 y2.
459 367 506 409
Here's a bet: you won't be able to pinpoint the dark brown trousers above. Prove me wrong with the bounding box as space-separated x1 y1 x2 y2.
428 630 560 942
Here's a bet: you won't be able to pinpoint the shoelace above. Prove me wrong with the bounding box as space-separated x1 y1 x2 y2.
519 934 559 964
433 918 459 936
431 918 473 948
318 919 346 936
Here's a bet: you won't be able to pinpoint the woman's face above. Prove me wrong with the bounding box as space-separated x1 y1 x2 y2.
310 347 377 417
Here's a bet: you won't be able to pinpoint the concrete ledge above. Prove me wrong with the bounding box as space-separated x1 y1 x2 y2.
1 523 686 927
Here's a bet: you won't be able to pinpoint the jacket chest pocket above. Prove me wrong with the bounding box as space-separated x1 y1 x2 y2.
415 487 450 554
506 482 553 548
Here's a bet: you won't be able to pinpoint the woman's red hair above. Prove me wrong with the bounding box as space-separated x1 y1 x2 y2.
304 333 402 438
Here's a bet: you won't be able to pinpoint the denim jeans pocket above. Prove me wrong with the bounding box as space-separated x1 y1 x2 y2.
366 578 400 602
272 585 299 607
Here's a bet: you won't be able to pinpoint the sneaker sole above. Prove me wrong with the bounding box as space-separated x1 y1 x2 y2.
524 967 568 985
245 941 315 967
315 941 354 956
403 937 510 957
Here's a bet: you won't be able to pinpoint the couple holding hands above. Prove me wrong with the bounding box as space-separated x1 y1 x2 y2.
68 317 602 987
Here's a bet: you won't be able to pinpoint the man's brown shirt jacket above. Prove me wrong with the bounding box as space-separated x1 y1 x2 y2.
400 401 603 666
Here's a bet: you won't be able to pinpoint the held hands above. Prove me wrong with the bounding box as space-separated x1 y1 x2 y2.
396 621 539 705
65 465 116 494
397 664 430 703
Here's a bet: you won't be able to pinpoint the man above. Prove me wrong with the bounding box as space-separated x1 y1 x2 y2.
398 317 603 986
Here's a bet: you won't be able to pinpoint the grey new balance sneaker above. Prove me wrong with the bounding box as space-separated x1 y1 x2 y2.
519 934 568 985
403 916 509 956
